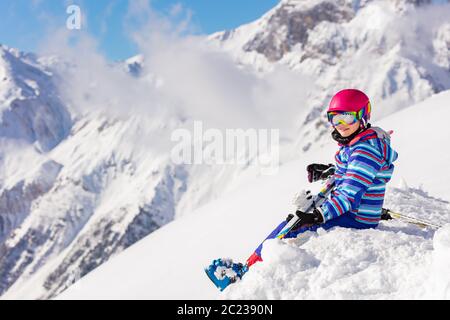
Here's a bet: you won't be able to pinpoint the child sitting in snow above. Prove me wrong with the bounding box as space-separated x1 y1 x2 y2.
246 88 399 266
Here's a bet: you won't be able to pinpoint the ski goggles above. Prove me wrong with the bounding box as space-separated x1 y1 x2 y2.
327 111 360 126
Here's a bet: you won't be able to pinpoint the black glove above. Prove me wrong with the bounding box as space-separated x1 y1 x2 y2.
380 208 393 221
307 163 335 183
296 209 324 225
285 209 324 226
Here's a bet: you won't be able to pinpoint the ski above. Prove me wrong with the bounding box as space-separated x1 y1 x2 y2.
204 258 248 292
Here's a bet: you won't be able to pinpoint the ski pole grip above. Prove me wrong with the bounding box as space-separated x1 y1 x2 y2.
381 208 392 220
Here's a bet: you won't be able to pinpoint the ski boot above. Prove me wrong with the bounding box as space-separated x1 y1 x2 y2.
204 258 249 291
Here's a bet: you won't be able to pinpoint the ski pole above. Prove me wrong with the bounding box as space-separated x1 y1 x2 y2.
381 208 442 229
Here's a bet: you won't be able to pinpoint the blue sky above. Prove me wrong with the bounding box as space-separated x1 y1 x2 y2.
0 0 279 61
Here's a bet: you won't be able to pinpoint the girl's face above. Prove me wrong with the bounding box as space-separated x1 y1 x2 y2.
335 120 361 137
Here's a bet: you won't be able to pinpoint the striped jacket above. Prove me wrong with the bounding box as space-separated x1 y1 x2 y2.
320 127 398 225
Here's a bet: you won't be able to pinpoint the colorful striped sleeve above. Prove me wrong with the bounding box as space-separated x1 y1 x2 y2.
320 144 384 222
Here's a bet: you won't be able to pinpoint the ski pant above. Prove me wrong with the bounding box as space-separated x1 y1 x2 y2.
249 213 377 264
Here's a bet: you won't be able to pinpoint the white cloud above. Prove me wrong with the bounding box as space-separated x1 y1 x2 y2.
36 0 315 156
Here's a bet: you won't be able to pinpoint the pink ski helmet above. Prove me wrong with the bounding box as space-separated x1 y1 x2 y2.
327 89 371 123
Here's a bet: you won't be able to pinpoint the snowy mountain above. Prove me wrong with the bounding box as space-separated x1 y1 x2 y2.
1 0 450 300
0 45 71 152
209 0 450 151
0 45 189 298
0 43 289 299
57 90 450 300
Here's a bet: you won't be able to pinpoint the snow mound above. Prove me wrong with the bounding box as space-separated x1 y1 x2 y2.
384 186 450 228
225 187 450 300
427 224 450 299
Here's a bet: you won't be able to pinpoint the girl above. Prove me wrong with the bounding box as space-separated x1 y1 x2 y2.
246 88 399 267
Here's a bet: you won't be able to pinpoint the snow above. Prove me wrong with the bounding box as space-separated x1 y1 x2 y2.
2 0 450 300
0 45 71 152
426 224 450 298
229 227 432 299
55 90 450 300
0 34 312 298
379 90 450 202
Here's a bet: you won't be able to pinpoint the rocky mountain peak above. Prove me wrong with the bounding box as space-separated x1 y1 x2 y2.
243 0 355 62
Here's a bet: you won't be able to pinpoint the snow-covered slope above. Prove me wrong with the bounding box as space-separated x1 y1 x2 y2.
56 91 450 300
